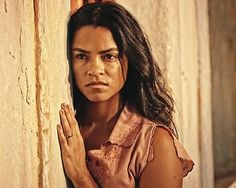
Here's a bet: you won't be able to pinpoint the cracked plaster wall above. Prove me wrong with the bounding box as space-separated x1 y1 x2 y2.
0 0 71 187
0 0 39 187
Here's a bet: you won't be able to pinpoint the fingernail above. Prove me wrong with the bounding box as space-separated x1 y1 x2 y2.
61 103 66 109
60 110 64 115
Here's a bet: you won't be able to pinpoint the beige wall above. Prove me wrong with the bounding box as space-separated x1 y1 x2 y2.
0 1 39 186
34 1 72 187
0 0 214 187
0 0 71 187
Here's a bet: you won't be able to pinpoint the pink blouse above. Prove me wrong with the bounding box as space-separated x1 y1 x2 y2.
86 104 194 187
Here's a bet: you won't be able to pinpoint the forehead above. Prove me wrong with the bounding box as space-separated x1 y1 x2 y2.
72 26 117 50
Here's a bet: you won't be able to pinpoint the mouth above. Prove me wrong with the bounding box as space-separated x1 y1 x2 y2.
85 81 108 88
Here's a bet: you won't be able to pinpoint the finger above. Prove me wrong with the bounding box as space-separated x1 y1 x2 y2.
65 104 80 133
57 124 70 152
59 109 73 144
61 103 83 141
67 105 83 141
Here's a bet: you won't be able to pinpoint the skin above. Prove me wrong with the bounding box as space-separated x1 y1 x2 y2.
57 26 183 188
72 26 128 103
139 127 183 188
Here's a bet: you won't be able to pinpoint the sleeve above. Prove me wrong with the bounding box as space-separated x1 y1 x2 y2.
147 124 194 177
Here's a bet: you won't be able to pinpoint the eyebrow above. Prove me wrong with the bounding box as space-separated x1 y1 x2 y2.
72 48 118 54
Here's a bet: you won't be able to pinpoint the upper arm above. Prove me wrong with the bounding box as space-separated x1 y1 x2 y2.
139 127 183 188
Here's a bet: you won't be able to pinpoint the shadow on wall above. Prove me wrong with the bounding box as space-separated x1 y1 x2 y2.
209 0 236 187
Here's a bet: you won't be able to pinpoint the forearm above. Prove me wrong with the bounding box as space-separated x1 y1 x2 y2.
72 168 99 188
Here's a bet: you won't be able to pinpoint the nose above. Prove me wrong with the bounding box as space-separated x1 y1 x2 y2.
87 57 105 77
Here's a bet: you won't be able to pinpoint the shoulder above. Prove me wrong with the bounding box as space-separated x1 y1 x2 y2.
139 126 184 188
153 126 177 151
122 105 194 176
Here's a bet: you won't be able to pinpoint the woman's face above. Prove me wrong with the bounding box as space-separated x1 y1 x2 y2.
72 26 128 102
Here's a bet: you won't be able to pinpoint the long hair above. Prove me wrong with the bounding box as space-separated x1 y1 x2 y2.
68 2 176 133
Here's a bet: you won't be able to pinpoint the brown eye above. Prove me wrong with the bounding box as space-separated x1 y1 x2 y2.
102 54 118 62
75 53 88 61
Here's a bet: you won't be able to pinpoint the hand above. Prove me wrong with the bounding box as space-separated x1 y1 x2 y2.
57 103 87 185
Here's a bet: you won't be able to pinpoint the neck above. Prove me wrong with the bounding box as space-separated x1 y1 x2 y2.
79 94 125 126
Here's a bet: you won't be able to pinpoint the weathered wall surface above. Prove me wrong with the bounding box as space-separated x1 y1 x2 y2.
0 0 71 187
34 1 72 187
209 0 236 178
195 1 214 187
0 0 39 187
116 0 214 187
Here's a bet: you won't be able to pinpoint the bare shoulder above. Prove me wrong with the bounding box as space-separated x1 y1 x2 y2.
139 126 183 188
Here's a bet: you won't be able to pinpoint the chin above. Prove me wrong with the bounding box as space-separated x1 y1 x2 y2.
85 95 113 103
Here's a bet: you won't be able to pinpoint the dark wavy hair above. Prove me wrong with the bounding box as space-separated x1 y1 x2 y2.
68 2 176 133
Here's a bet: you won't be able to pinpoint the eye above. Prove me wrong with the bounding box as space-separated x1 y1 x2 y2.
101 54 118 62
74 53 88 61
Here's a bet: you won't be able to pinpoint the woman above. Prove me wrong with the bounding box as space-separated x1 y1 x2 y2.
57 2 194 188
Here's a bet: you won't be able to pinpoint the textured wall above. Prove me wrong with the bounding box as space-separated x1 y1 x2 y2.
34 0 72 187
0 0 71 187
0 0 39 187
209 0 236 178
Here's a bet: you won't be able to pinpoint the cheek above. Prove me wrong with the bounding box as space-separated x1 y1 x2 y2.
73 66 84 87
108 62 128 86
117 61 128 82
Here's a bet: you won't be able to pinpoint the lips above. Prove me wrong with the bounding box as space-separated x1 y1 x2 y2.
85 81 108 87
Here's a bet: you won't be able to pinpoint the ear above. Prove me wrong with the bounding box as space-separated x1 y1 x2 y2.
70 0 83 15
